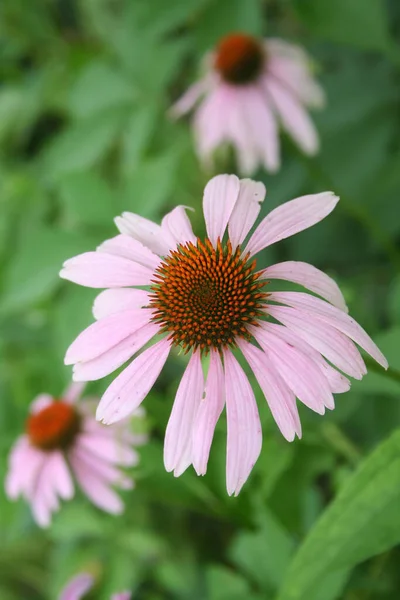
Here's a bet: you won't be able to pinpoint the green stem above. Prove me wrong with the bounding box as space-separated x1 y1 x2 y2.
320 422 361 465
364 357 400 385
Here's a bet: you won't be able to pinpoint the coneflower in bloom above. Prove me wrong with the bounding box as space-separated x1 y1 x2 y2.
59 572 130 600
172 33 324 174
60 175 387 495
5 383 145 526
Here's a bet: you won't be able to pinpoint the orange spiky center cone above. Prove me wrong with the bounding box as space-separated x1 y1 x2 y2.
27 401 81 450
214 33 265 84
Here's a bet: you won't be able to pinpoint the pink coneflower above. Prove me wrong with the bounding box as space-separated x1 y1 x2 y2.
5 383 145 526
59 572 130 600
172 33 324 174
60 175 387 495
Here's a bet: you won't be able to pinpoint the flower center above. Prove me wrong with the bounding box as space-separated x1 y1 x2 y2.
27 402 81 450
214 33 265 84
149 239 267 352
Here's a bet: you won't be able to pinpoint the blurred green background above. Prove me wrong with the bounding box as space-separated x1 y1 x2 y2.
1 0 400 598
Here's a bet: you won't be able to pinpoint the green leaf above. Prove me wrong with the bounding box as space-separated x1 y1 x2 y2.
293 0 391 52
40 110 125 182
68 61 135 118
58 171 118 227
195 0 263 51
277 429 400 600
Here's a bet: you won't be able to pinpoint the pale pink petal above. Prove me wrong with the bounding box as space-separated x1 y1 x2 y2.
264 322 350 397
228 179 266 249
192 350 225 476
97 235 161 270
164 351 204 474
161 206 197 246
50 451 74 500
223 349 262 496
93 288 150 320
71 444 133 487
226 90 259 175
76 431 138 467
240 85 280 173
31 457 60 527
114 213 175 256
5 439 45 499
267 51 325 108
72 322 159 381
60 252 153 288
260 261 347 311
171 78 209 117
238 339 301 440
203 174 240 246
264 77 319 154
267 305 366 379
63 382 85 403
245 192 339 257
194 85 229 161
96 338 171 425
70 450 124 514
59 573 95 600
252 325 333 414
30 394 53 413
268 291 388 369
65 309 152 365
111 593 131 600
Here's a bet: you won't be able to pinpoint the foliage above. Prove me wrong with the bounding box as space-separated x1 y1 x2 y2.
1 0 400 598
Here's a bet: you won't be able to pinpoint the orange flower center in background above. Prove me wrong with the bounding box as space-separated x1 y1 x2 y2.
149 239 267 352
27 401 81 450
214 33 265 84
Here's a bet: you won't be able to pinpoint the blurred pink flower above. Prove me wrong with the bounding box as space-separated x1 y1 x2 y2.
172 33 325 174
59 572 131 600
5 382 145 526
60 175 387 495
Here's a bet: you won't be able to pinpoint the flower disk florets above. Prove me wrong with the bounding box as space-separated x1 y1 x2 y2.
149 238 267 353
27 402 81 451
215 33 265 84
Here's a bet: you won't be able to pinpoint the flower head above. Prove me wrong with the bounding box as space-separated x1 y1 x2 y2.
59 572 131 600
172 33 325 174
60 175 387 495
5 383 145 526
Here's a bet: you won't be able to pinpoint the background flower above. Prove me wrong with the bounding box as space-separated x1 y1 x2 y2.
173 34 324 174
59 572 131 600
5 383 145 526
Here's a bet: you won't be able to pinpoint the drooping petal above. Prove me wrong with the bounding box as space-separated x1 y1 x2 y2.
59 573 95 600
226 91 259 175
76 431 138 467
264 78 319 155
228 179 266 249
50 451 74 500
261 261 347 311
170 78 209 117
97 235 161 270
115 212 175 256
240 85 280 173
253 325 333 414
60 252 153 288
30 394 54 413
264 321 350 397
245 192 339 257
268 291 388 369
65 309 152 365
223 349 262 496
5 438 45 500
72 322 159 381
203 174 240 246
71 443 134 487
164 350 204 474
267 305 366 379
161 206 197 247
31 456 60 527
70 449 124 514
62 382 85 404
192 350 225 476
93 288 150 320
96 338 171 425
194 85 229 161
238 339 301 441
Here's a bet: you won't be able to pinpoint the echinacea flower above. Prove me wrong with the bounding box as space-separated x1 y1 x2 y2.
5 382 145 526
172 33 324 174
60 175 387 495
59 572 130 600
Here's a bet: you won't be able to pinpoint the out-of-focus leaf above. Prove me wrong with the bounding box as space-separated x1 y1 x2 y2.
40 110 125 181
293 0 391 52
207 565 253 600
68 61 135 118
120 103 159 175
195 0 263 51
0 227 95 314
58 171 117 226
277 429 400 600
